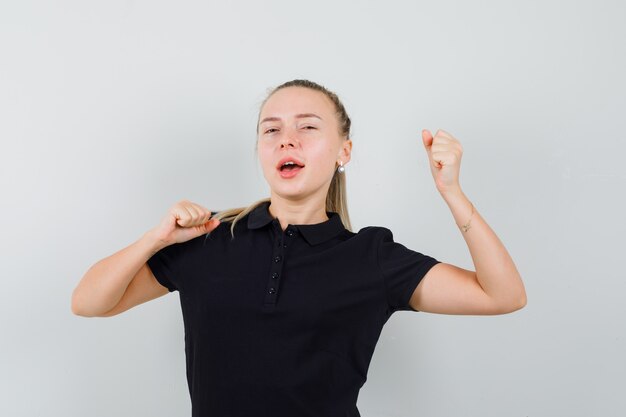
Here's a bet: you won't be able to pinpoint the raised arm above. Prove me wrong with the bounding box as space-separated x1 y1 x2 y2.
71 199 220 317
71 232 168 317
409 129 527 315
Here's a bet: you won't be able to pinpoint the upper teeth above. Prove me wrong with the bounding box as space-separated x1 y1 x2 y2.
283 161 296 166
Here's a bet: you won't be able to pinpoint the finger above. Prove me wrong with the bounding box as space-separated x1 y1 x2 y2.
200 212 212 225
196 204 213 222
431 142 454 154
171 208 187 227
430 131 456 150
186 221 218 240
422 130 434 160
195 218 220 236
431 151 449 168
177 205 195 227
192 203 212 223
422 129 433 148
206 218 220 230
432 141 463 160
432 152 445 168
435 129 453 140
433 151 460 167
186 204 205 225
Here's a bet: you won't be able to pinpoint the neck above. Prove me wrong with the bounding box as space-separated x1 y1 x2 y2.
267 195 329 231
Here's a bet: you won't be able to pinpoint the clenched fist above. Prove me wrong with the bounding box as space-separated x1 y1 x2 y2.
150 199 220 247
421 129 464 195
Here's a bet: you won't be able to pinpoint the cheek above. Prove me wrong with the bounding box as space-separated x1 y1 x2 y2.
319 145 338 166
257 147 273 170
307 148 337 174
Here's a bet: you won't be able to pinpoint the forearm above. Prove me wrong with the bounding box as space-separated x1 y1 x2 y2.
441 187 527 309
71 231 165 316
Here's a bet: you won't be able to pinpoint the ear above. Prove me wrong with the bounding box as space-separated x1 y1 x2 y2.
339 138 352 163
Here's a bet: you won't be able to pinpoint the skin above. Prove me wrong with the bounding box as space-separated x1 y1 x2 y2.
257 86 527 315
73 86 526 318
411 129 526 314
256 86 352 231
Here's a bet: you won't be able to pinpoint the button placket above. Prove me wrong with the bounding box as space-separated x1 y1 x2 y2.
264 224 295 306
264 222 282 305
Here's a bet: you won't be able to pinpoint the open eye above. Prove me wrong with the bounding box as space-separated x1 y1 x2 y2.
264 128 278 134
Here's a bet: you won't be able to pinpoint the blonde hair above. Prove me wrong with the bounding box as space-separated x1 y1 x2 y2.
211 79 353 239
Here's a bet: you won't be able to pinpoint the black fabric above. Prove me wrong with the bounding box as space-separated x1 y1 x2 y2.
147 201 441 417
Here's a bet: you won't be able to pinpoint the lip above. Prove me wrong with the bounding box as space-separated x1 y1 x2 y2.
278 165 304 179
276 156 305 170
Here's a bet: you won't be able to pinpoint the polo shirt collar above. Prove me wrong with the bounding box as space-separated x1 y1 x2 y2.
247 201 345 245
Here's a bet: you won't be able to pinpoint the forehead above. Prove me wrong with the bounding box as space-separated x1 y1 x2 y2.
260 87 333 118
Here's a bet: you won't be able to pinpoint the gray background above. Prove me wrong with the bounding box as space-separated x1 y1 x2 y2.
1 0 624 416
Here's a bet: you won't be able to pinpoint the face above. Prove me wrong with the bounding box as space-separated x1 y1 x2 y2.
256 86 352 201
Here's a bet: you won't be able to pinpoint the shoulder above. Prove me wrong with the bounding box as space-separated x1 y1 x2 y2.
355 225 394 240
353 225 425 255
340 225 394 249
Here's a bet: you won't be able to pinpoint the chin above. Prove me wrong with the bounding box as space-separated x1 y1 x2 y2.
273 185 306 196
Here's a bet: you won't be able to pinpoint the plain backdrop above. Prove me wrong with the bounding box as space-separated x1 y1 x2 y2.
1 1 624 416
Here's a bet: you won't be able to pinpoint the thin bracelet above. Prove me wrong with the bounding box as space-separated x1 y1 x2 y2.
459 202 475 233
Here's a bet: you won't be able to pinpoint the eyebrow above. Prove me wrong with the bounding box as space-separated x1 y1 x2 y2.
259 113 323 125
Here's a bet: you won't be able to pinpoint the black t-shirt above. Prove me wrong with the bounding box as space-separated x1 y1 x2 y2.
147 201 440 417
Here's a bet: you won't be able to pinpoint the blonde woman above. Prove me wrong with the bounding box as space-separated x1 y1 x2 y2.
72 79 527 417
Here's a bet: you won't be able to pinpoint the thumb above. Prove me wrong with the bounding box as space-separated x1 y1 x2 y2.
422 129 433 154
203 218 220 233
181 219 219 241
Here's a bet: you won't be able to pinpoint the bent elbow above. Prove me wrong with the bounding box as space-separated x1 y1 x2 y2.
71 292 96 317
504 292 527 314
515 283 528 311
504 279 527 313
71 299 90 317
71 292 83 316
491 292 527 315
519 292 527 309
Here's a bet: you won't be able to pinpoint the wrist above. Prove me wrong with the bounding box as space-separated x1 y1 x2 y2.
141 229 170 255
439 185 465 202
439 188 475 232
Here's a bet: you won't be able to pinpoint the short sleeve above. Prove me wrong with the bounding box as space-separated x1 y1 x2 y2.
146 211 219 292
377 227 441 312
146 242 184 292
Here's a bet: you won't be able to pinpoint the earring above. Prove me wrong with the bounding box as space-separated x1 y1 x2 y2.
337 161 345 173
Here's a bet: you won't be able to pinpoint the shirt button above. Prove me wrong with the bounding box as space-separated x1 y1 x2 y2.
272 272 279 279
274 255 281 263
286 230 294 237
283 244 287 248
268 287 276 294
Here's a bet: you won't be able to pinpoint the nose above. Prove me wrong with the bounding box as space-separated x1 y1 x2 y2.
279 129 298 148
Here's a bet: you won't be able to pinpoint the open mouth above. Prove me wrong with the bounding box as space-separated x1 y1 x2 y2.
279 163 305 172
278 162 305 178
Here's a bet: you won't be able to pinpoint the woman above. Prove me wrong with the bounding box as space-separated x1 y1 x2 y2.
72 79 527 417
